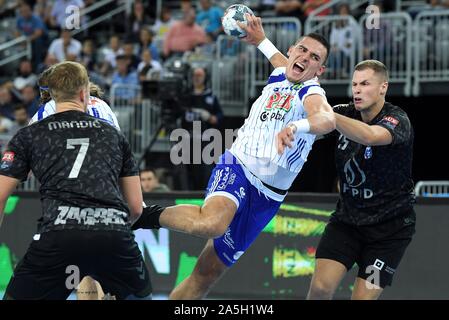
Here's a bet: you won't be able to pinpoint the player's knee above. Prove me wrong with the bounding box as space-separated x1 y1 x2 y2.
308 280 335 300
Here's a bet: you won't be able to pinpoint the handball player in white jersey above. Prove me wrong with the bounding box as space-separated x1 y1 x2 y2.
132 16 336 299
31 67 120 130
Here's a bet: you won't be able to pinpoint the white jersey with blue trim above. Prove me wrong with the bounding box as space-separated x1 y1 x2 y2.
29 96 120 130
230 67 327 193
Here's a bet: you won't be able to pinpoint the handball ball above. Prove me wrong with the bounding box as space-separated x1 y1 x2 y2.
222 4 255 38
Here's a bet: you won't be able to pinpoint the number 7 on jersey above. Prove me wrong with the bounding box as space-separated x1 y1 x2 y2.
66 138 90 178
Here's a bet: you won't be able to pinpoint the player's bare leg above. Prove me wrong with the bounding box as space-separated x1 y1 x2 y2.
351 277 383 300
169 239 228 300
307 258 347 299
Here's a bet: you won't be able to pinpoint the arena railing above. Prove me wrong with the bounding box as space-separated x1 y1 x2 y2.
358 12 413 96
412 10 449 96
249 17 302 98
305 15 359 93
414 181 449 197
71 0 131 38
213 35 250 116
0 35 31 68
110 83 146 157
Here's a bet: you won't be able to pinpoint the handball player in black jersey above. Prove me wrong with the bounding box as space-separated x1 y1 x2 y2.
307 60 416 300
0 61 152 300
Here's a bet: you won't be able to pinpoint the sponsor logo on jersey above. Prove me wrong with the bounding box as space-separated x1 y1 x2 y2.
54 206 127 226
342 158 374 199
383 116 399 125
222 228 235 249
1 151 15 169
380 116 399 130
234 187 246 201
373 259 385 270
2 151 14 162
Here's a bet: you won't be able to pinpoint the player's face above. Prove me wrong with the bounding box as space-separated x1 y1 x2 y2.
286 37 327 83
352 69 388 111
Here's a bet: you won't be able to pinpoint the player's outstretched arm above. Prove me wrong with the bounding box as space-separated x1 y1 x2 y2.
0 175 20 228
238 14 288 69
276 95 335 154
335 113 392 146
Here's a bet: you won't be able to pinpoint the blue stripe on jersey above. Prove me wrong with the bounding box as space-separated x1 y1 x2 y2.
267 73 286 85
287 139 306 167
37 104 45 120
298 85 320 101
91 107 100 118
287 145 301 165
289 140 306 166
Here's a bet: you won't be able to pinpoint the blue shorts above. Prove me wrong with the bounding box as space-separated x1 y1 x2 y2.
205 151 282 267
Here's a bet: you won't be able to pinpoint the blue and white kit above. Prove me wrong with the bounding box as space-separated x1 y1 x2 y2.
208 67 327 266
30 96 120 130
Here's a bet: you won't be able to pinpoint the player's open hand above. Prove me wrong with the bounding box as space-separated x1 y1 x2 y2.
237 14 266 46
276 125 296 155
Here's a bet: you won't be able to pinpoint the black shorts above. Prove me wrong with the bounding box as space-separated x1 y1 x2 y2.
315 210 416 288
4 229 152 300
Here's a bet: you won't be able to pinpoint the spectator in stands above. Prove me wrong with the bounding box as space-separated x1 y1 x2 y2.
111 54 139 100
138 28 160 61
122 39 141 71
0 87 16 120
303 0 331 17
152 6 174 41
181 67 223 190
0 112 13 133
362 1 392 61
100 35 122 76
258 0 277 14
20 85 40 116
80 39 97 72
329 3 356 77
47 28 82 62
34 0 53 27
13 59 38 92
37 52 58 74
50 0 85 29
126 0 152 37
181 0 194 14
196 0 224 40
137 49 162 82
275 0 305 22
9 104 29 135
140 168 171 193
163 8 207 59
15 2 48 68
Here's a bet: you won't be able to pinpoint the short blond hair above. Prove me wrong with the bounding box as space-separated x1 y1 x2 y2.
355 60 389 81
47 61 89 103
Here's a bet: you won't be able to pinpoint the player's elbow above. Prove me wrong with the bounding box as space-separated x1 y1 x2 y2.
317 111 336 134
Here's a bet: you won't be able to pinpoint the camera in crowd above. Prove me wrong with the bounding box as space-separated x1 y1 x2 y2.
141 57 193 125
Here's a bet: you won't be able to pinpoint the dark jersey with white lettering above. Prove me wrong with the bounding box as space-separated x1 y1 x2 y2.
331 102 415 226
0 110 139 233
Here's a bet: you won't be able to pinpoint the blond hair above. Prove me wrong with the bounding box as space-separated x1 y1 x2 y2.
89 82 104 98
47 61 89 103
354 60 389 81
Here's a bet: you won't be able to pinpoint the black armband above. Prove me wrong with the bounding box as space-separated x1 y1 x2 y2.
131 204 165 230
